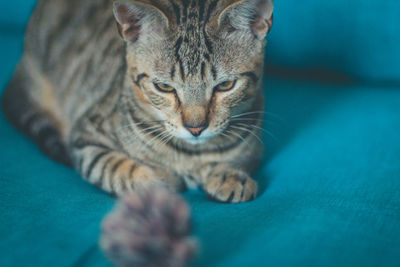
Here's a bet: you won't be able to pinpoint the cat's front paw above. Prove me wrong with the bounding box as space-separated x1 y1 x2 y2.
204 168 258 203
128 164 185 193
110 163 182 197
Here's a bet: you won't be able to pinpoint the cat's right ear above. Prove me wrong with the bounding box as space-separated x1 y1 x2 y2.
113 1 169 42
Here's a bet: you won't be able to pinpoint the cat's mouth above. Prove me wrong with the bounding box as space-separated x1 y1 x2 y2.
164 120 229 146
169 128 221 145
180 135 214 145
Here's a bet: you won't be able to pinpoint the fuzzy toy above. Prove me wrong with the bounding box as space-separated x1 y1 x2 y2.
100 187 198 267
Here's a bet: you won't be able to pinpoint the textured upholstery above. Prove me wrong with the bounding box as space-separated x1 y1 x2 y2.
266 0 400 82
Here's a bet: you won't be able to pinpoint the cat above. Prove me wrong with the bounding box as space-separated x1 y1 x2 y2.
2 0 273 203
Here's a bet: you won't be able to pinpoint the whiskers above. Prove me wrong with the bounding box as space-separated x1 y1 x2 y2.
230 125 264 145
231 110 284 122
131 122 175 156
119 119 165 147
224 129 252 148
118 109 280 158
231 110 285 127
224 109 281 146
117 120 165 133
236 123 278 141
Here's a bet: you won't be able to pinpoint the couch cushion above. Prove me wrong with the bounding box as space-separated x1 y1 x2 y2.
266 0 400 82
0 0 36 31
192 78 400 266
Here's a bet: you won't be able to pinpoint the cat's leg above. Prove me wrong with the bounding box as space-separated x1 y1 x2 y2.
2 60 71 166
69 125 184 196
199 163 258 203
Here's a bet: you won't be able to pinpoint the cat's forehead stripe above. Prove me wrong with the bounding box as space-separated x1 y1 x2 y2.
170 65 176 80
201 62 206 80
171 0 219 81
211 65 217 81
171 0 217 24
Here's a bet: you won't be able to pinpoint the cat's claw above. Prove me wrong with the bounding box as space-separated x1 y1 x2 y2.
205 169 258 203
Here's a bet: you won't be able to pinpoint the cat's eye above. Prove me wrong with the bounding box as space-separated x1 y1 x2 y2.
215 80 237 92
154 83 175 93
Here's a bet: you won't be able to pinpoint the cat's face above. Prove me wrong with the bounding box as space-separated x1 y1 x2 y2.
114 0 273 144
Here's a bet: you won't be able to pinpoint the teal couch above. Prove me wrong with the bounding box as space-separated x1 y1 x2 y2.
1 1 400 266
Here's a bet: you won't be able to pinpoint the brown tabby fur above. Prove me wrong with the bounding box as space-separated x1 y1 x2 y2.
2 0 273 203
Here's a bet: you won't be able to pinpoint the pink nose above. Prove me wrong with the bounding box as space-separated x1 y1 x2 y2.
184 124 208 137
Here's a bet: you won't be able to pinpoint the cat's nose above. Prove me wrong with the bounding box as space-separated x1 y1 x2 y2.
184 123 208 137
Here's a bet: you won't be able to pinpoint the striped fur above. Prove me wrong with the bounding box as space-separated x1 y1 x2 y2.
2 0 273 203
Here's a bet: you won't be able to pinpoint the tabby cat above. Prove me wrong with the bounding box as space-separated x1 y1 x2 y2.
2 0 273 203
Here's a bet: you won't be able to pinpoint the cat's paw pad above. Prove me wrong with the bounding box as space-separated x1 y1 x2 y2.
205 169 258 203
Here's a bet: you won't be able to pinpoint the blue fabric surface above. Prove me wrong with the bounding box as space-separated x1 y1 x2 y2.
266 0 400 82
0 0 35 35
1 2 400 267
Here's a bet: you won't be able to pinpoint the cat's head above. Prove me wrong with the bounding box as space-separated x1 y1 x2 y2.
114 0 273 144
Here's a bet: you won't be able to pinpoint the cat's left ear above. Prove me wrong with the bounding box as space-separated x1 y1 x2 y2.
113 1 169 42
218 0 274 40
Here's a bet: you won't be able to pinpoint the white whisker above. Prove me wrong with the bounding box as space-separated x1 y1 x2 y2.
231 111 284 122
141 129 169 151
231 111 264 118
117 120 165 132
230 125 264 145
219 131 235 142
237 123 278 141
231 118 265 123
124 125 163 146
225 129 251 148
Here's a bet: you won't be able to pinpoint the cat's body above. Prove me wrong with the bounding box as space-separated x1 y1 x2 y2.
2 0 273 203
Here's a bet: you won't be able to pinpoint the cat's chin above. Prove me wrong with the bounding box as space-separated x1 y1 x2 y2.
173 133 218 146
169 128 220 146
182 137 212 145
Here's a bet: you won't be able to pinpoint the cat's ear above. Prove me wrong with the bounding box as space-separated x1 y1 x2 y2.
113 1 169 42
218 0 274 40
